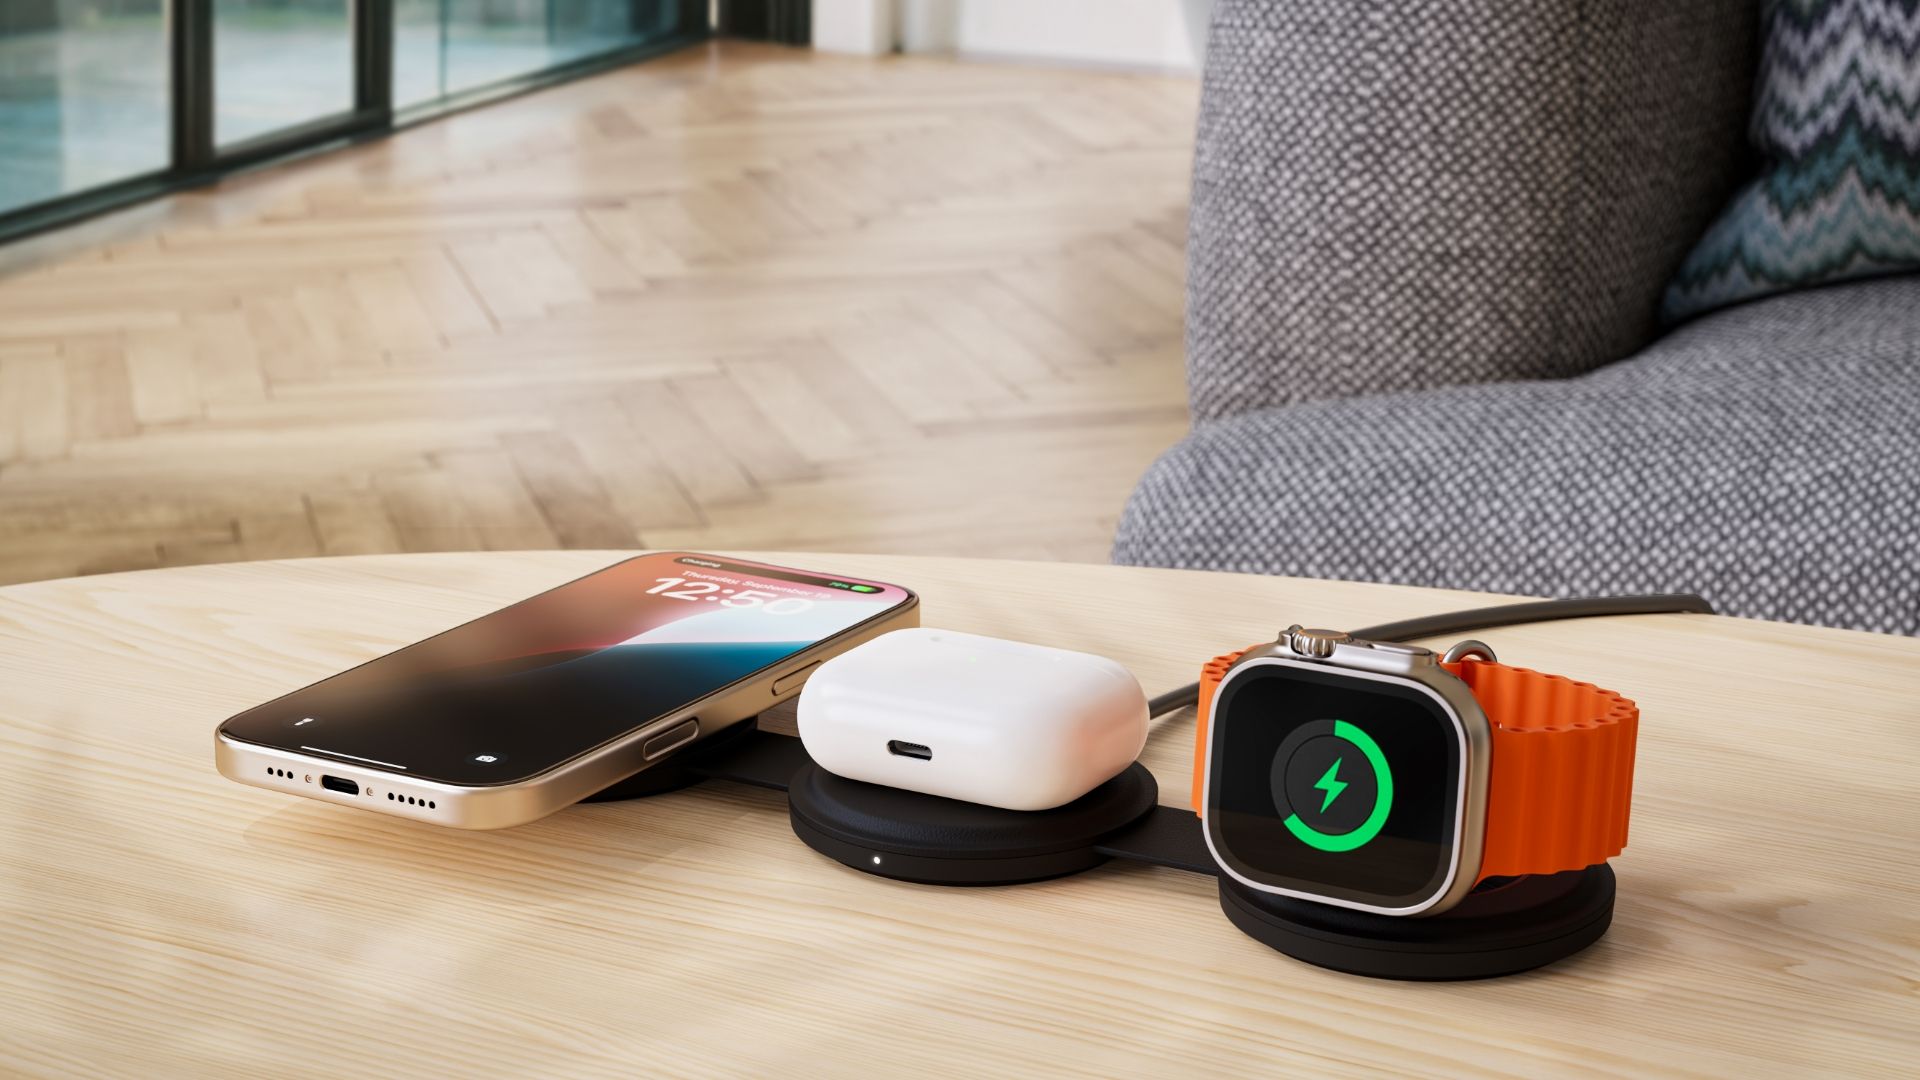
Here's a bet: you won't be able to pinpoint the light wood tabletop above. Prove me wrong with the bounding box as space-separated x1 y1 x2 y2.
1 552 1915 1078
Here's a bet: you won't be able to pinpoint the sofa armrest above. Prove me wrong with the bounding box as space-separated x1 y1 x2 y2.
1186 0 1759 423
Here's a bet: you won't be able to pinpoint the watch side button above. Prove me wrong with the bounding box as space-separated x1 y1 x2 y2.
1371 642 1437 667
772 662 822 696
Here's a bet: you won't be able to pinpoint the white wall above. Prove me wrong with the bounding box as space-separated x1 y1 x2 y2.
952 0 1208 72
815 0 1214 72
814 0 895 55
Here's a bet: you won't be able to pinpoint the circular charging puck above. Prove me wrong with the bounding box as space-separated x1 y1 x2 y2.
787 762 1158 886
1218 865 1615 980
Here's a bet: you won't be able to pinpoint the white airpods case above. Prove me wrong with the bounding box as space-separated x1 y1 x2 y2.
796 628 1150 811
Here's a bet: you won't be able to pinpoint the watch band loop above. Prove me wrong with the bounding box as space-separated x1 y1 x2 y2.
1441 659 1638 879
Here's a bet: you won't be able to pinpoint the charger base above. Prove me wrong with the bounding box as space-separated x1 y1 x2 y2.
1218 865 1615 980
787 761 1159 886
582 730 1616 981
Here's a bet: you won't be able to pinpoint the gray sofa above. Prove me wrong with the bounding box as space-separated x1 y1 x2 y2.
1112 0 1920 636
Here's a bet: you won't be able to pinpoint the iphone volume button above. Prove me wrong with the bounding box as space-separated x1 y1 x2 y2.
772 662 822 697
643 719 700 761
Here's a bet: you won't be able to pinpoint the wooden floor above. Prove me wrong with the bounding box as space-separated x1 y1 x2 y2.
0 42 1197 586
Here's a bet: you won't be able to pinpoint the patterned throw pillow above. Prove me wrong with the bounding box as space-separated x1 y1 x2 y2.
1662 0 1920 322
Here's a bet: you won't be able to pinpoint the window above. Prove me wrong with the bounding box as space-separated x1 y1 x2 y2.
0 0 705 239
399 1 685 107
0 0 172 216
215 0 356 146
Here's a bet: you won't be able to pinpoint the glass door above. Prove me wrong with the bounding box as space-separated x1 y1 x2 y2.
0 0 172 216
213 0 358 146
395 0 683 109
0 0 706 244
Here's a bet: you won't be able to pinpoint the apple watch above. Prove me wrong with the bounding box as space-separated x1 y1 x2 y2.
1193 626 1638 917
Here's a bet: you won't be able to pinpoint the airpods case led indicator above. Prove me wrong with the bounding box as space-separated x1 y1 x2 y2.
796 628 1150 811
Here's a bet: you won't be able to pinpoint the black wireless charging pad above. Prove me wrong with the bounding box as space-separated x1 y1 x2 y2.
786 761 1159 885
585 728 1615 980
1218 867 1615 981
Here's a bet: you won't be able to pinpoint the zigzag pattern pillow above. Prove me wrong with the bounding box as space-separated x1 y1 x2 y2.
1663 0 1920 322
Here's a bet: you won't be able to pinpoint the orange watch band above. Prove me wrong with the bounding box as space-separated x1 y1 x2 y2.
1190 649 1248 811
1441 658 1638 877
1192 647 1638 880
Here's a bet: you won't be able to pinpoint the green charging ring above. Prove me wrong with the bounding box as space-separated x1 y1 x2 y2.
1282 720 1394 852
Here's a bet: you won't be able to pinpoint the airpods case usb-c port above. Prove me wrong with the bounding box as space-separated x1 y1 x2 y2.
796 628 1150 811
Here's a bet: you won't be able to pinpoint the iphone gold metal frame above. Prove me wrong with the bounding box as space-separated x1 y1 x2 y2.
215 565 918 829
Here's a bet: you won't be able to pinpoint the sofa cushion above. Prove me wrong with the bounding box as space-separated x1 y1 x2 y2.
1663 0 1920 321
1114 277 1920 635
1185 0 1757 421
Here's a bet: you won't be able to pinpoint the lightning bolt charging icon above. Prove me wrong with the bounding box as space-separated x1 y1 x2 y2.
1314 757 1349 813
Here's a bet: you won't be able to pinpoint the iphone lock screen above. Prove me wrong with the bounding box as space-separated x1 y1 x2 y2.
218 553 915 785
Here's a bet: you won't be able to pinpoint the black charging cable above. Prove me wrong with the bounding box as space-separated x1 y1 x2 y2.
1144 593 1715 718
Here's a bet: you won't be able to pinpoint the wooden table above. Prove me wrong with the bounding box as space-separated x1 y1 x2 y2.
2 553 1915 1077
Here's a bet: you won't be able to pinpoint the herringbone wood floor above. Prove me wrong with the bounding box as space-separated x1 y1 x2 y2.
0 42 1197 585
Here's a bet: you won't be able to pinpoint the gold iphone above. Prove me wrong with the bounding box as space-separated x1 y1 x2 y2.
215 552 917 828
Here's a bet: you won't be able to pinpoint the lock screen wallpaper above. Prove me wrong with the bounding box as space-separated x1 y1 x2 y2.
220 553 912 784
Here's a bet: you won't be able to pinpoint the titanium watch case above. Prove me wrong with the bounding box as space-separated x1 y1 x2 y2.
1199 628 1493 917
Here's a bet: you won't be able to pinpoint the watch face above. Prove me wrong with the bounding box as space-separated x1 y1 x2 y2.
1204 660 1467 912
